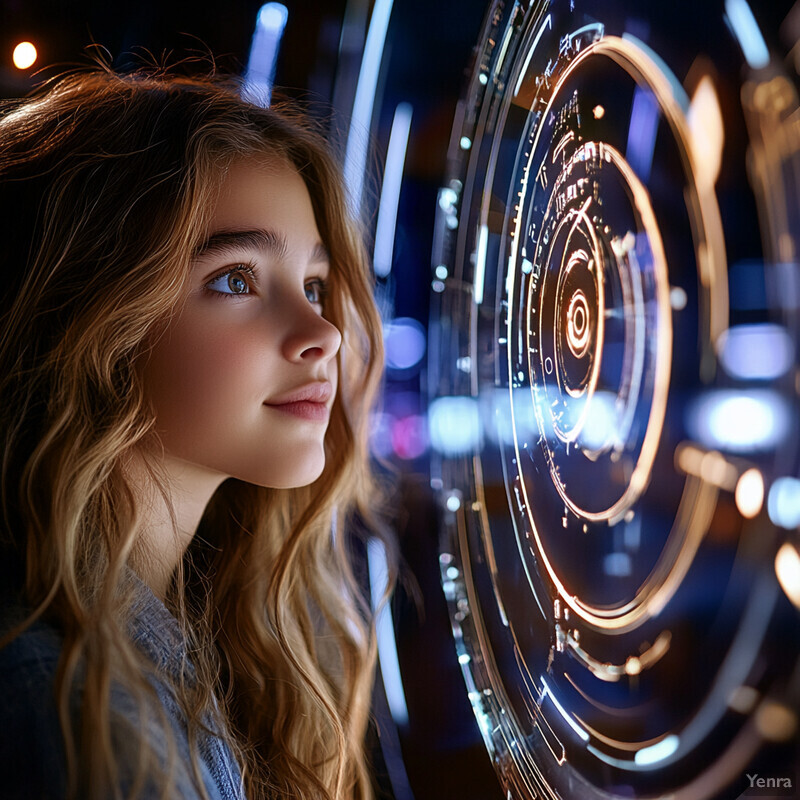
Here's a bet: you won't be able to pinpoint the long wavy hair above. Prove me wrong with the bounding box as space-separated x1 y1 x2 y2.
0 69 390 800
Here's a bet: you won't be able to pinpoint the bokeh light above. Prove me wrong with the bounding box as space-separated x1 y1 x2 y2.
12 41 37 70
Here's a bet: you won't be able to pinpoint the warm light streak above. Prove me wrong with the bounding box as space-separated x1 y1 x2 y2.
775 542 800 609
688 75 725 188
675 444 738 490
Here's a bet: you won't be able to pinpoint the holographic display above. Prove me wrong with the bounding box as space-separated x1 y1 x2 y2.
430 1 800 797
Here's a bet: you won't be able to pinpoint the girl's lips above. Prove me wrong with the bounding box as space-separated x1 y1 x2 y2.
266 381 332 405
264 381 332 421
267 399 330 421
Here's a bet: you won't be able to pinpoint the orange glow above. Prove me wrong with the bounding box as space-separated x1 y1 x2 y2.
12 41 37 70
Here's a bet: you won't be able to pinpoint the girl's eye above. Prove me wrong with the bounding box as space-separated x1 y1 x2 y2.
205 266 255 297
304 278 328 308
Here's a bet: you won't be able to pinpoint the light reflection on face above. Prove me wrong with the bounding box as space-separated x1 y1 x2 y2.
140 157 342 489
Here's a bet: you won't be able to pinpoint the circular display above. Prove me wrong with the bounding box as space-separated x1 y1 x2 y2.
430 1 800 798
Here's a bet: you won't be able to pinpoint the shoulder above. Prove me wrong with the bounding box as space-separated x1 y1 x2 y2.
0 609 63 717
0 614 68 799
0 592 245 800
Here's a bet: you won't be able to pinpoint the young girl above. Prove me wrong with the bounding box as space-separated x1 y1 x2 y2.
0 69 390 800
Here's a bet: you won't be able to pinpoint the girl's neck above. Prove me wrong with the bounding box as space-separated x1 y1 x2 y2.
126 451 226 600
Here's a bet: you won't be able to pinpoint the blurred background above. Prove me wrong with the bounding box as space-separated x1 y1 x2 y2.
3 2 800 798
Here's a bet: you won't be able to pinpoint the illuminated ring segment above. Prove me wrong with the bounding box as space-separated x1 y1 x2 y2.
566 288 590 359
508 37 685 629
527 140 670 523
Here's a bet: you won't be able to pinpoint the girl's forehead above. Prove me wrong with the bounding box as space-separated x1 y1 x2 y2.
199 157 329 264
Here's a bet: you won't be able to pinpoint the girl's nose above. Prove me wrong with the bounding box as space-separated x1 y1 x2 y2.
282 302 342 364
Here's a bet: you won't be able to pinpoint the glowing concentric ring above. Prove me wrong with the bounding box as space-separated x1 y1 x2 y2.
431 1 800 797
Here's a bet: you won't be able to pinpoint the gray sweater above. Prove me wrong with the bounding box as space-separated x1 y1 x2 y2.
0 572 246 799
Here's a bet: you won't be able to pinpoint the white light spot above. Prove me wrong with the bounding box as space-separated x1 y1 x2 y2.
446 494 462 512
728 685 759 714
686 389 790 453
670 286 688 310
735 468 764 519
634 735 680 765
438 186 458 211
625 656 642 676
13 41 37 70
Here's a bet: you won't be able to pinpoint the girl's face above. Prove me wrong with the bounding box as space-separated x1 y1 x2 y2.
141 157 342 489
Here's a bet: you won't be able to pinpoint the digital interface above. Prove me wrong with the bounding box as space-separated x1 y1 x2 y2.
429 1 800 797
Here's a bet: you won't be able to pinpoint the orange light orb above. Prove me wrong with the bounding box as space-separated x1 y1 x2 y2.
13 41 37 70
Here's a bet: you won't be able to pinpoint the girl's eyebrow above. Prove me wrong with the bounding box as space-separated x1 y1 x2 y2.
194 228 329 263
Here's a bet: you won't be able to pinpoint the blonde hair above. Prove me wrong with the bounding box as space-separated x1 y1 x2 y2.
0 70 390 800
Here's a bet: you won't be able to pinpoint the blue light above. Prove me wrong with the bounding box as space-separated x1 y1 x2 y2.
634 734 680 765
257 3 287 29
719 324 794 381
384 317 426 371
686 389 791 453
541 677 590 742
368 538 409 726
483 388 538 445
604 552 632 577
626 87 659 183
344 0 395 212
242 3 289 107
374 103 413 278
725 0 770 70
429 396 481 455
768 477 800 529
577 390 616 450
